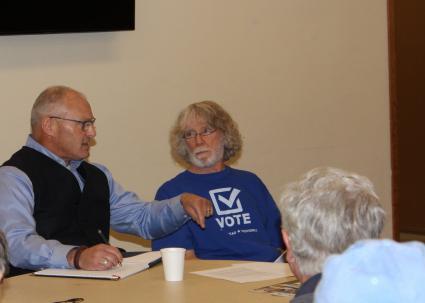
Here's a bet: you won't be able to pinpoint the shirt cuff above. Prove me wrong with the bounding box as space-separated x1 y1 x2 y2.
170 194 190 222
50 245 77 269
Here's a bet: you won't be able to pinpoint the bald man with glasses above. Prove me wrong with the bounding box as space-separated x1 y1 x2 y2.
0 85 212 276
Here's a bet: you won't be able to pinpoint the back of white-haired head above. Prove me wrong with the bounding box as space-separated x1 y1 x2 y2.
278 167 385 277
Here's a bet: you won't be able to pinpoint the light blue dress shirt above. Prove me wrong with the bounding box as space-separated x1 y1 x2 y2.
0 136 189 270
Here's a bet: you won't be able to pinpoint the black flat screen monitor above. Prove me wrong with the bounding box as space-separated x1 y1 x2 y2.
0 1 135 36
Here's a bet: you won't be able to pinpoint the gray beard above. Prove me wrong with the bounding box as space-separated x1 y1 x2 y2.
188 144 224 168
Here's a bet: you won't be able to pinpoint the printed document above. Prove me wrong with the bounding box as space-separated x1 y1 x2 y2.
191 262 293 283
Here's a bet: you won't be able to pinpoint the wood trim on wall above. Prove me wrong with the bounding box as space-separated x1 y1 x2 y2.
387 0 399 240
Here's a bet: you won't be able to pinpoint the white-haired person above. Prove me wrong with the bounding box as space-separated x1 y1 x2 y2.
277 167 386 303
152 101 283 261
0 231 8 282
314 239 425 303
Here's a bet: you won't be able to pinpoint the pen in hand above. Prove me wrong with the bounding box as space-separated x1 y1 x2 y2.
97 229 122 267
97 229 109 244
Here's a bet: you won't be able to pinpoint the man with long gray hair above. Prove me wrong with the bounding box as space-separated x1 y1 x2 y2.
152 101 283 261
277 167 385 303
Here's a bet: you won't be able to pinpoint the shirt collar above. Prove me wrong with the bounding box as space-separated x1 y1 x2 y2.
25 135 83 170
294 273 322 297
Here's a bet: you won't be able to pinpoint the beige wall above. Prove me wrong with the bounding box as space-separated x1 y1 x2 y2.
0 0 391 249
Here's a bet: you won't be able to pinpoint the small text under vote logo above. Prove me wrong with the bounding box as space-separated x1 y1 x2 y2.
209 187 243 215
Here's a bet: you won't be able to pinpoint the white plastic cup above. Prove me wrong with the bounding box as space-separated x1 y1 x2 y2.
160 247 186 281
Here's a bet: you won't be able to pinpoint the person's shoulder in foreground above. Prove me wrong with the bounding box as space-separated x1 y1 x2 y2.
314 239 425 303
152 100 283 261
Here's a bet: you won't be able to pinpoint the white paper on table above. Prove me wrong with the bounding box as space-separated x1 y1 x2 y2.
191 262 294 283
34 251 161 280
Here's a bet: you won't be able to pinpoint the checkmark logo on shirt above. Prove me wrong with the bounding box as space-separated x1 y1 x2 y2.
209 187 243 215
217 188 240 207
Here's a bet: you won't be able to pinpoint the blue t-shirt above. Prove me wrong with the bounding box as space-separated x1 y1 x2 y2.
152 167 283 261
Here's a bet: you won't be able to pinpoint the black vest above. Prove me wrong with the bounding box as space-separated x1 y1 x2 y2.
3 146 110 275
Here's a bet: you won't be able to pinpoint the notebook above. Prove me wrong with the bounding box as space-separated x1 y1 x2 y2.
34 251 161 280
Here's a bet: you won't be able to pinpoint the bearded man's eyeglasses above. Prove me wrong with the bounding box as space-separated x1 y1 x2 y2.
182 127 216 140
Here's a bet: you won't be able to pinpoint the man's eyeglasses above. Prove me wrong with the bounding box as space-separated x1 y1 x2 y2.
182 127 217 140
49 116 96 132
